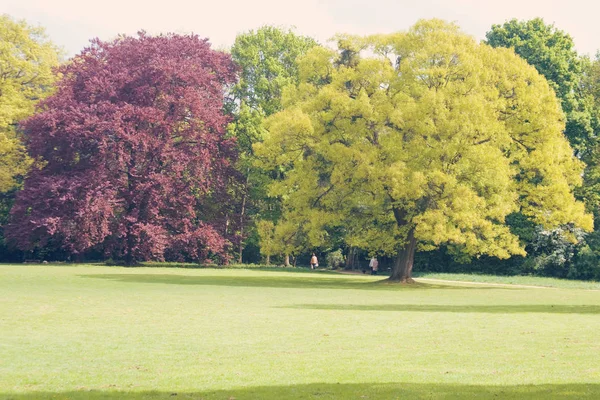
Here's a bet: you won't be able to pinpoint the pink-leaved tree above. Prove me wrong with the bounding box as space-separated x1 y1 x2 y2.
7 32 239 264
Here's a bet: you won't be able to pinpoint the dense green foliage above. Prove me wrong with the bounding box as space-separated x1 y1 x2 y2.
480 18 600 280
228 27 319 263
0 15 60 192
486 18 596 153
256 20 591 281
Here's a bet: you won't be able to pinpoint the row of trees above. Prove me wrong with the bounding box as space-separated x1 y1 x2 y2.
1 15 600 281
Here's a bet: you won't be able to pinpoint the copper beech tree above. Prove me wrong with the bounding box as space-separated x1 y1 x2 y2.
255 20 592 282
7 33 238 264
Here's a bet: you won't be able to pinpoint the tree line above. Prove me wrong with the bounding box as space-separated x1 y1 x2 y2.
2 15 600 282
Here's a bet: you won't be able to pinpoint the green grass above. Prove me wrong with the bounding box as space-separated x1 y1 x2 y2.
143 262 600 289
413 272 600 290
2 265 600 399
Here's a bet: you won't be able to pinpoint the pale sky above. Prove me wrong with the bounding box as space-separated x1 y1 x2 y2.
2 0 599 57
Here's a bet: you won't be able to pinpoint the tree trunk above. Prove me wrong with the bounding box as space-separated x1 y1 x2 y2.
266 254 270 265
124 245 135 266
238 192 247 264
238 170 250 264
345 246 355 270
389 227 416 283
124 169 136 267
284 254 290 266
124 221 135 266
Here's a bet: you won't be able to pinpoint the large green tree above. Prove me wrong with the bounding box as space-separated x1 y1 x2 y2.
256 20 592 282
578 55 600 210
0 14 60 192
485 18 594 154
229 26 318 263
486 19 600 278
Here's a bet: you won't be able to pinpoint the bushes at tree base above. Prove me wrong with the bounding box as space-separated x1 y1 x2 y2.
326 249 345 269
414 247 600 281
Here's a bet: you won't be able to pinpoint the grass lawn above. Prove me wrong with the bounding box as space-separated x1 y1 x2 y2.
413 272 600 290
1 265 600 399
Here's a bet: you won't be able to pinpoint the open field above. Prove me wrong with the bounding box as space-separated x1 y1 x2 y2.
1 265 600 399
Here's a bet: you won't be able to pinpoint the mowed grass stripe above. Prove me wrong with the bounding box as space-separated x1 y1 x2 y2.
1 265 600 399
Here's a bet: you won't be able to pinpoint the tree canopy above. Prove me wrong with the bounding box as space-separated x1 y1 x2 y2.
230 26 318 155
255 20 592 282
228 26 319 263
6 32 238 264
485 18 595 154
0 14 60 192
231 27 318 115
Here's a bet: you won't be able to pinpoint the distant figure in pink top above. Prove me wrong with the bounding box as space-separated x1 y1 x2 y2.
310 253 318 270
369 257 379 275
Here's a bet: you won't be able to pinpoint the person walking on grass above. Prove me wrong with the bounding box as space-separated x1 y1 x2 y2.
369 257 379 275
310 253 318 270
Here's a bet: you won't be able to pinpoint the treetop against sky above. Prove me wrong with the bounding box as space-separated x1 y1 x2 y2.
3 0 600 57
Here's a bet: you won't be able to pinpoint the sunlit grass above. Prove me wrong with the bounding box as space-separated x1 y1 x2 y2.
413 272 600 290
1 265 600 399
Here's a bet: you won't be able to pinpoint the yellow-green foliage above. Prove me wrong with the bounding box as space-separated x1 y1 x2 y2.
255 19 592 259
256 220 276 260
0 133 31 192
0 14 60 192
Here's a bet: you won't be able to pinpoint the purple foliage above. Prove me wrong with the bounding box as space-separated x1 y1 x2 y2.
7 32 239 264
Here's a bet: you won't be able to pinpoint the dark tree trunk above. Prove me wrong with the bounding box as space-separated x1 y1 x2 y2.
389 227 416 283
124 239 136 266
345 246 355 270
124 220 135 266
123 168 134 266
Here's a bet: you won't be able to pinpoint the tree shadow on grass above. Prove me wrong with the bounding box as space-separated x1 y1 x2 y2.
78 273 521 291
283 303 600 314
3 382 600 399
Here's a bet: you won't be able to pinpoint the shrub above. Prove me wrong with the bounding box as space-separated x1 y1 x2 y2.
326 249 345 269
